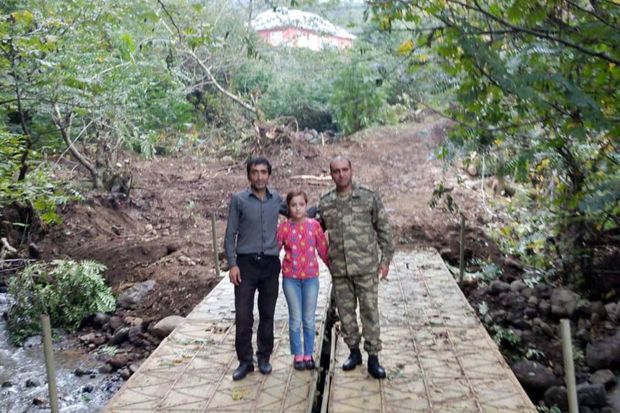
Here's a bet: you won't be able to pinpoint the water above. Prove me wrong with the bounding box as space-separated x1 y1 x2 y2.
0 293 122 412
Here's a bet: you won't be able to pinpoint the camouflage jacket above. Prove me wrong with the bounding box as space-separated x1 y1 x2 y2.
318 183 394 277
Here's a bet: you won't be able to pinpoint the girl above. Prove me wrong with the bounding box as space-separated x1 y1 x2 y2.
277 190 328 370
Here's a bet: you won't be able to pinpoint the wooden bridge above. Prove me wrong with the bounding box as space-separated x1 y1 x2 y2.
104 250 536 412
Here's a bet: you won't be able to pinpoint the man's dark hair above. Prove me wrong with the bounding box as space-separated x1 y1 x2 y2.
246 156 272 177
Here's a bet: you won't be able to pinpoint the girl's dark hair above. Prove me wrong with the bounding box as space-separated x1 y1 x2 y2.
286 189 308 206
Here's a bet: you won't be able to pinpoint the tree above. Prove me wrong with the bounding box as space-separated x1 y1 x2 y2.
369 0 619 287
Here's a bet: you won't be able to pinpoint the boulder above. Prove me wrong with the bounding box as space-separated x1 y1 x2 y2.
590 369 616 387
544 385 568 411
550 288 580 318
150 315 185 339
510 280 527 292
117 280 156 309
109 327 129 346
489 280 510 295
576 382 607 407
586 332 620 369
512 360 557 395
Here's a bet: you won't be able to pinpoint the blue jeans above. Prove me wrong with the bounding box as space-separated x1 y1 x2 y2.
282 277 319 356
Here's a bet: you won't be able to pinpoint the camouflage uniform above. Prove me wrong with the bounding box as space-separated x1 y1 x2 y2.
319 183 394 355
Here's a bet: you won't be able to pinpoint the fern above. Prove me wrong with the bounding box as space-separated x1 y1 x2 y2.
7 259 115 345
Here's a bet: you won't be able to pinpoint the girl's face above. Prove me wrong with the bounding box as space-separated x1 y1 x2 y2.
289 195 307 222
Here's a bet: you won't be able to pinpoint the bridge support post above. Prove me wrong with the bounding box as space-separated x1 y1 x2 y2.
41 314 59 413
560 319 578 413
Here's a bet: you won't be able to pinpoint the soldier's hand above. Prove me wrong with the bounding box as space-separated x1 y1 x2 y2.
379 264 389 280
229 265 242 286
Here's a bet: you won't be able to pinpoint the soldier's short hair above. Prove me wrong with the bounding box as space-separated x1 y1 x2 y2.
329 156 352 172
286 189 308 206
246 156 272 177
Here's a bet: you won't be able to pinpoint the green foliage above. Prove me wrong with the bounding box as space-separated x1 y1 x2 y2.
330 60 387 134
491 325 521 349
7 260 115 345
370 0 620 286
0 128 79 227
471 258 502 283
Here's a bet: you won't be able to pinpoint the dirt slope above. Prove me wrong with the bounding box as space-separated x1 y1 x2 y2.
40 116 494 324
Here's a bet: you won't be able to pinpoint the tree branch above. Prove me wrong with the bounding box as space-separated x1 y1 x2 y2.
52 103 97 180
454 0 620 65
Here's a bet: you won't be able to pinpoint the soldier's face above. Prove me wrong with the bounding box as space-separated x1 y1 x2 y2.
248 164 270 191
330 159 353 191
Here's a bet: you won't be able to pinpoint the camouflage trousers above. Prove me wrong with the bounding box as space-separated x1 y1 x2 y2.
332 272 382 355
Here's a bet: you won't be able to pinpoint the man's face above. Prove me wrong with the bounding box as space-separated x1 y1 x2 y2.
330 159 353 191
248 163 270 191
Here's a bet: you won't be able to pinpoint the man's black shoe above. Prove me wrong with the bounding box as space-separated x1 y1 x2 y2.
232 362 254 381
258 359 272 375
342 348 363 371
367 355 386 379
305 357 315 370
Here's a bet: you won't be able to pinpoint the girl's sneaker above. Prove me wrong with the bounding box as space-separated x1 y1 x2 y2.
304 356 315 370
293 355 305 371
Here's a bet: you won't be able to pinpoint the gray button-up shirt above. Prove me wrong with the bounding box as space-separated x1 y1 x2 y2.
224 187 284 267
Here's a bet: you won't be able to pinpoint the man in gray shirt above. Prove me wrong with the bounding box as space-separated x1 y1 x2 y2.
224 157 283 381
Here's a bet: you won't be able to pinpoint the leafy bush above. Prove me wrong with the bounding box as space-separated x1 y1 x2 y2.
7 260 115 345
330 61 387 135
0 129 80 227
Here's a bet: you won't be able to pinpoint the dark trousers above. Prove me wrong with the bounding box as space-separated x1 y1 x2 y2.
235 254 280 363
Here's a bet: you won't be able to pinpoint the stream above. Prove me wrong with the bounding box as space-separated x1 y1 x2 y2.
0 292 122 412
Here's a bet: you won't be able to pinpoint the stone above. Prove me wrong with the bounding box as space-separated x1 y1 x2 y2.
586 332 620 369
510 280 527 292
25 379 39 388
82 384 94 393
2 381 13 387
98 364 113 374
544 385 568 411
534 283 552 298
606 382 620 413
127 326 144 344
123 316 144 327
108 354 130 369
538 300 551 317
109 327 129 346
524 307 538 319
576 382 607 407
521 287 534 298
604 303 617 322
489 280 510 295
590 369 616 387
117 280 156 309
32 397 46 406
150 315 185 339
108 316 123 331
93 312 111 327
550 288 580 318
592 301 609 319
512 360 557 395
119 367 132 380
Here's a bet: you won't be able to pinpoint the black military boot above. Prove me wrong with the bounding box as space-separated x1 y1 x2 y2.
342 348 363 371
367 355 386 379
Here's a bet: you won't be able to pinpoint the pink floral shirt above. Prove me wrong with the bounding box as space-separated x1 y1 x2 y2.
277 218 329 279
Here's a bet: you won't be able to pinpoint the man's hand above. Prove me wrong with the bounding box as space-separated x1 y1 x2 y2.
378 264 389 280
229 265 242 286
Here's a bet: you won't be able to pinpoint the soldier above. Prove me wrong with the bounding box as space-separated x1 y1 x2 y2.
319 156 394 379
